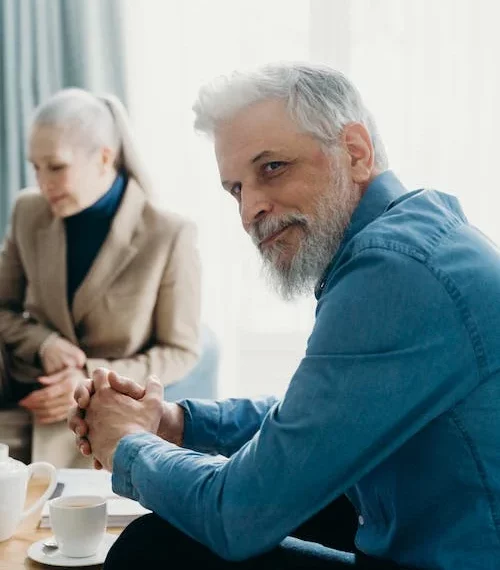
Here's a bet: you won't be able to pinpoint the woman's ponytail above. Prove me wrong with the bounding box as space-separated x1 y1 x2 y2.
99 94 153 195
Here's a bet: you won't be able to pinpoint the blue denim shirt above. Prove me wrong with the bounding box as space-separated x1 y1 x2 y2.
113 171 500 568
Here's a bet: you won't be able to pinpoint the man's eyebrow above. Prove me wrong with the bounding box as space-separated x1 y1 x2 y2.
221 150 278 190
251 150 274 164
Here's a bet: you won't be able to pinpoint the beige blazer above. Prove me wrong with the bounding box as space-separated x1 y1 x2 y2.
0 180 201 466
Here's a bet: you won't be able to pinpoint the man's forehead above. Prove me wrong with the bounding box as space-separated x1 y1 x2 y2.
214 101 300 171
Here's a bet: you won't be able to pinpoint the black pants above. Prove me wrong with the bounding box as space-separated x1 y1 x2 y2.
104 494 402 569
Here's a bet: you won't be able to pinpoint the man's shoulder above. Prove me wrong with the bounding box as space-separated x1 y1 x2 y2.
321 189 472 298
350 189 467 262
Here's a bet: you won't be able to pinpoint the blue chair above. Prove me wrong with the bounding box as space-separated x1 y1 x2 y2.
164 325 219 401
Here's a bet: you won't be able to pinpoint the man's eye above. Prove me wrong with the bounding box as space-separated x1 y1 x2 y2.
263 161 285 173
50 164 66 172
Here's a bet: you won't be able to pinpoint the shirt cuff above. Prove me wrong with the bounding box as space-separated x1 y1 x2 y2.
112 432 161 500
176 399 221 452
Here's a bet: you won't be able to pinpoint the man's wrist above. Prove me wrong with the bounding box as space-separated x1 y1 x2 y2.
157 402 184 446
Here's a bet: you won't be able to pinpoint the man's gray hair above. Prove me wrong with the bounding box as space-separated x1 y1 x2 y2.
193 62 388 170
32 88 152 193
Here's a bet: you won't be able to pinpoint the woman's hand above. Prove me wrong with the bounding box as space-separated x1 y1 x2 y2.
19 368 87 424
40 336 86 374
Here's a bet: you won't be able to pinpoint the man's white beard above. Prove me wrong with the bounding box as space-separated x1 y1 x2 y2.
250 166 360 300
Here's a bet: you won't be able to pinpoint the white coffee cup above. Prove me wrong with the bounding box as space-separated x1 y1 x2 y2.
49 495 107 558
0 443 57 542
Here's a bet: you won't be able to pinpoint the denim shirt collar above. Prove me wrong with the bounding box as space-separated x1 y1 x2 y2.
314 170 409 299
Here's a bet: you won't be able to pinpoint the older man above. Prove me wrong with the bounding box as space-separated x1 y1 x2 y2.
70 64 500 569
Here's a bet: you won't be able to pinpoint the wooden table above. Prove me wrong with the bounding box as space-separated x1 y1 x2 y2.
0 479 121 569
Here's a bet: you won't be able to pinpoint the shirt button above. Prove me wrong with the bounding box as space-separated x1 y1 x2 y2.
22 311 31 320
358 515 365 526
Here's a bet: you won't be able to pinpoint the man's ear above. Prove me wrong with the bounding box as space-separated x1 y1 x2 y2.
342 123 376 185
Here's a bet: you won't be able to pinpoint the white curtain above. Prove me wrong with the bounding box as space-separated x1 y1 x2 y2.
124 0 500 398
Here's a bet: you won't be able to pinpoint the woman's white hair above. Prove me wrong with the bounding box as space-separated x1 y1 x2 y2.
31 88 152 193
193 62 388 170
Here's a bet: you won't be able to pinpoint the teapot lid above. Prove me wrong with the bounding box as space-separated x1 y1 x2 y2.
0 443 8 462
0 443 25 475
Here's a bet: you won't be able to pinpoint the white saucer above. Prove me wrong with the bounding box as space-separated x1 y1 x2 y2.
27 533 118 567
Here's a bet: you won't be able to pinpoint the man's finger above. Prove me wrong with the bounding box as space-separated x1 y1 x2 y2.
108 371 146 400
77 437 92 456
74 379 94 408
68 413 89 438
92 368 110 391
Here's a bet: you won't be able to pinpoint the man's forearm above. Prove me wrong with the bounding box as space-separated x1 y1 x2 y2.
155 397 279 455
175 396 279 456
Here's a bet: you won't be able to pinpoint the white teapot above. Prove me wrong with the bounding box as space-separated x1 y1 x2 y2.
0 443 57 541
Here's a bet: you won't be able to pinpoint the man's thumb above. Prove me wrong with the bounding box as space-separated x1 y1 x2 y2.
108 371 145 400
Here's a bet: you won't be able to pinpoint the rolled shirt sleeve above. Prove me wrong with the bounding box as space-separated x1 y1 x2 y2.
177 396 279 456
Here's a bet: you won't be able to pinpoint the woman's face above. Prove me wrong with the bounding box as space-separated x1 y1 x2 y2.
29 125 115 218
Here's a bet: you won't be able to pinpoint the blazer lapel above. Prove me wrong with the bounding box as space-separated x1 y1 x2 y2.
71 181 145 326
36 219 77 343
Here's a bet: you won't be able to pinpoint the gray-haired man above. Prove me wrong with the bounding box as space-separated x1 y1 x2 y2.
70 63 500 569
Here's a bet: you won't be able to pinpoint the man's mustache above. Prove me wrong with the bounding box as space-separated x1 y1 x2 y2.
249 213 309 248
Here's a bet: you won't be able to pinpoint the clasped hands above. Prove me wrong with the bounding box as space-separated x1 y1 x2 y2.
68 368 184 472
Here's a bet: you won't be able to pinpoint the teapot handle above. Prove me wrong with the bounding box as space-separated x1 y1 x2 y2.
21 462 57 520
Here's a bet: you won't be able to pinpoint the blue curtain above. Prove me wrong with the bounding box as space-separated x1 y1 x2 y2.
0 0 127 238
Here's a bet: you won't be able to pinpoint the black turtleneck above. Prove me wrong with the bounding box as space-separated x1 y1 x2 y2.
64 172 127 307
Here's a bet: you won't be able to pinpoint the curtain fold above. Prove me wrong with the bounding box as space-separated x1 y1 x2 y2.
0 0 127 238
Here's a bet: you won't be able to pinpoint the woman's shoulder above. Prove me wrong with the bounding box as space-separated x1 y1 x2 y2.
125 179 193 237
142 200 196 239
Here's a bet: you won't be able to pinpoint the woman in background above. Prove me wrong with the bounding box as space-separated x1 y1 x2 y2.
0 89 201 467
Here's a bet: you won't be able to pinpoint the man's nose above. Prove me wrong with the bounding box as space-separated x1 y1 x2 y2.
240 187 272 232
